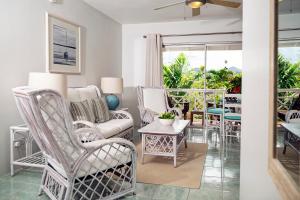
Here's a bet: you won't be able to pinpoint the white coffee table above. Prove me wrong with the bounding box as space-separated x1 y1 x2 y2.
138 119 190 167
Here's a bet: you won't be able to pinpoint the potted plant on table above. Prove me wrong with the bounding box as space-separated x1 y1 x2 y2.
158 112 176 126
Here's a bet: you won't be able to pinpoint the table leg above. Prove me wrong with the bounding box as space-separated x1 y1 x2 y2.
173 136 177 167
142 134 145 164
10 128 14 176
184 128 188 148
283 130 288 154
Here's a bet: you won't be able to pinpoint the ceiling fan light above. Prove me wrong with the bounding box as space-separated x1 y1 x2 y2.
187 0 205 9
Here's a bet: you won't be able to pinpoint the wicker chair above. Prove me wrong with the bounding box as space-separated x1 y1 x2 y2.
13 87 136 200
137 86 182 126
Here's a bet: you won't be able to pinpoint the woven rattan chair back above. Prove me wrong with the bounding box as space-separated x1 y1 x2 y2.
14 88 81 174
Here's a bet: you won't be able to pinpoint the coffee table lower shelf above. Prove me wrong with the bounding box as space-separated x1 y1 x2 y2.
141 132 187 167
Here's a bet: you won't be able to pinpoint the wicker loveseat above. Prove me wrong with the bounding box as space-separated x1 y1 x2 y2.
68 85 134 141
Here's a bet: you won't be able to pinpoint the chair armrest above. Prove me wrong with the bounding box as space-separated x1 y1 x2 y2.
72 138 137 196
110 110 133 120
81 137 136 152
73 120 96 129
138 106 158 119
74 127 104 143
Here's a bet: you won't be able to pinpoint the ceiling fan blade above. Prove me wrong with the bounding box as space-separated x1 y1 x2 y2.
154 1 185 10
192 8 201 17
207 0 241 8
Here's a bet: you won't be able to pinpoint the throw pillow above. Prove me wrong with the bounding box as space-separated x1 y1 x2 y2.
70 100 95 122
91 97 111 123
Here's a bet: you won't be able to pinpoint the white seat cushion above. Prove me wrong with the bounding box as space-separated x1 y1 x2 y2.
143 88 167 114
96 119 133 138
48 143 132 178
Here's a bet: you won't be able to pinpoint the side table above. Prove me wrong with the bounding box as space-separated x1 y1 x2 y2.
10 125 45 176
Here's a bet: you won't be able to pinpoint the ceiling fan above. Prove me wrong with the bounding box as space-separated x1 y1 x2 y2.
154 0 241 17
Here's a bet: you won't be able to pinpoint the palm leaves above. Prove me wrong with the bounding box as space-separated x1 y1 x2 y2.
278 54 300 89
206 68 234 89
163 53 202 89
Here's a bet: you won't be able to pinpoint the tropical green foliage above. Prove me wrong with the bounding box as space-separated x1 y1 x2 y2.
277 54 300 89
163 53 242 91
163 53 202 89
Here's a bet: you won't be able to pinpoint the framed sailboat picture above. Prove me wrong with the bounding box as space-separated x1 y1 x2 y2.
46 13 81 74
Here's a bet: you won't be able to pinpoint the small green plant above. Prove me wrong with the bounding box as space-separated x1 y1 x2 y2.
159 112 175 120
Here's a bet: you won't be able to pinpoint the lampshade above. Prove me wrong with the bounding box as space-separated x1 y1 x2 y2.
101 77 123 94
28 72 67 97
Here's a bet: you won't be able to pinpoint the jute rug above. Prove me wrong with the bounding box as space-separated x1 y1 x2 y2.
136 142 208 188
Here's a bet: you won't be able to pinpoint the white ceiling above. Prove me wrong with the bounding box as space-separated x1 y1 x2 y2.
84 0 243 24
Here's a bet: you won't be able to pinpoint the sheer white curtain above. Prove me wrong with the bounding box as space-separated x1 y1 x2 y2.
145 34 162 87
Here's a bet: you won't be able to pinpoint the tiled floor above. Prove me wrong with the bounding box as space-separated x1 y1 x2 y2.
0 127 240 200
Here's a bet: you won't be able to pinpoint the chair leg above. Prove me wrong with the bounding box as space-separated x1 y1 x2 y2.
64 181 73 200
38 169 47 196
283 145 287 154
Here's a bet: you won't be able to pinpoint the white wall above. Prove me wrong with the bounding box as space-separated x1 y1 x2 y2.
122 18 243 125
0 0 122 175
240 0 280 199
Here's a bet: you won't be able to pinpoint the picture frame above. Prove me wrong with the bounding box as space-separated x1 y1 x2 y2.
46 12 81 74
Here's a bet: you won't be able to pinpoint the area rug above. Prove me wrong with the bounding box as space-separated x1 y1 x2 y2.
136 142 208 188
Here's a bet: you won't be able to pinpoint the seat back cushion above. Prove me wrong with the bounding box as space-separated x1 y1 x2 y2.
70 100 95 122
91 97 111 123
68 86 100 102
143 88 167 114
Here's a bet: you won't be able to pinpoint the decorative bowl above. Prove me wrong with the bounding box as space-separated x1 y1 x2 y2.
159 118 175 126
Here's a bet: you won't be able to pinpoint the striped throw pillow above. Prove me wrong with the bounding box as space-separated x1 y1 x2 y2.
70 100 95 123
92 97 110 123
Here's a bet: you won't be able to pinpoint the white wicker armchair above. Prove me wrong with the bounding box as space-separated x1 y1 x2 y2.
13 87 136 200
137 86 182 126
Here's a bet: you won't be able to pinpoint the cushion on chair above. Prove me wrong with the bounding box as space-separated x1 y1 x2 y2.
68 86 100 102
207 108 230 115
91 97 110 123
143 88 167 114
48 143 132 178
70 100 96 122
224 115 241 120
96 119 133 138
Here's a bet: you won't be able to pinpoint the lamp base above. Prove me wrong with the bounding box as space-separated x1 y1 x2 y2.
105 94 120 110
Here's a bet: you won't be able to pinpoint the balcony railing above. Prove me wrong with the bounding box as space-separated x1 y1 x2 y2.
277 88 300 111
166 88 226 111
166 88 300 113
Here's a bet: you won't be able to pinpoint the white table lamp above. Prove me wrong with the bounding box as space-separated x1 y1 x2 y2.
101 77 123 110
28 72 67 97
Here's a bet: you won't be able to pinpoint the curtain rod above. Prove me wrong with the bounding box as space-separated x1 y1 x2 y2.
142 27 300 39
142 31 242 38
163 41 242 47
162 37 300 47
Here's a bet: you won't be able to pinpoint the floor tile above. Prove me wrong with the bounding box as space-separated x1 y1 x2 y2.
201 176 222 190
0 127 241 200
152 185 189 200
188 188 222 200
203 167 222 178
223 178 240 192
135 183 158 198
224 166 240 179
223 190 239 200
